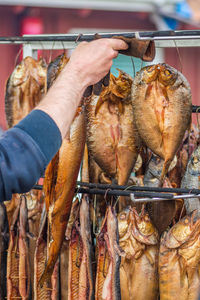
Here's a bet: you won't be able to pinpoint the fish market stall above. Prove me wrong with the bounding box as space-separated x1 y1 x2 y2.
1 30 200 299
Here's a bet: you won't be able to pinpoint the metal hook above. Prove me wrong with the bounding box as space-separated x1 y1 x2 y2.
173 40 183 73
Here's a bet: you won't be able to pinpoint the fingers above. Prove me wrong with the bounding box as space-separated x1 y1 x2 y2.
109 38 129 51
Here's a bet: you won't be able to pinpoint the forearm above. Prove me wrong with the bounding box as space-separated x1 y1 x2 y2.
35 63 87 139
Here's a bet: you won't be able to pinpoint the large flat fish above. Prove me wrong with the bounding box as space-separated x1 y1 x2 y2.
5 56 47 128
85 69 140 185
181 145 200 215
118 206 159 300
159 211 200 300
0 203 9 300
95 206 123 300
132 63 192 180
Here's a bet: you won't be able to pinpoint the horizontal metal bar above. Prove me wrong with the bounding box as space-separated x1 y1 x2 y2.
33 184 173 199
0 30 200 44
76 181 200 195
131 193 200 203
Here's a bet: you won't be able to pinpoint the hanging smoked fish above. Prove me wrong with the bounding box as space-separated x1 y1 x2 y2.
181 145 200 215
95 206 123 300
0 203 9 300
118 206 159 300
7 195 31 300
85 69 140 186
159 211 200 300
5 56 47 128
40 53 86 285
34 206 59 300
131 63 192 181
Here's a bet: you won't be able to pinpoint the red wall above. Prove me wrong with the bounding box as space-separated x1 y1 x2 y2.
0 6 199 129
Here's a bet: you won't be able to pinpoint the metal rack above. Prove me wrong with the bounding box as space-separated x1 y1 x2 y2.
2 29 200 203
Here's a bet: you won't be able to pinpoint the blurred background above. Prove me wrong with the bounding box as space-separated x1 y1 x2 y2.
0 0 200 129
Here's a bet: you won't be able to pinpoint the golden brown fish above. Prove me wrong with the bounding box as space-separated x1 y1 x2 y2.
95 206 123 300
119 207 159 300
131 63 192 180
5 56 47 128
34 207 59 300
85 69 140 186
159 211 200 300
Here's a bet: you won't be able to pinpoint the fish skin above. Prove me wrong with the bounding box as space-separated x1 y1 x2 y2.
144 154 176 235
68 225 82 300
181 145 200 215
46 53 68 90
131 63 192 181
118 207 159 300
79 195 94 300
96 206 122 300
18 196 30 300
85 70 140 186
159 211 200 300
5 56 46 128
0 203 9 300
40 52 86 285
7 203 21 299
40 108 86 285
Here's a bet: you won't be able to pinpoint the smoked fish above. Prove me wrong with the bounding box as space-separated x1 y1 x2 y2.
119 207 159 300
159 211 200 300
40 53 86 285
0 203 9 300
5 56 47 128
131 63 192 181
34 206 59 300
85 69 140 186
181 145 200 215
95 206 122 300
144 154 176 235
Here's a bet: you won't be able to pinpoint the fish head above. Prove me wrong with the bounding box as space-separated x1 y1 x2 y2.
109 69 132 101
187 147 200 176
118 208 130 238
140 64 159 83
130 206 159 245
158 63 178 87
165 211 200 248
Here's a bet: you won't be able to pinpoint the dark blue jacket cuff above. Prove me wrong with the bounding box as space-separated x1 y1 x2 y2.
15 109 62 164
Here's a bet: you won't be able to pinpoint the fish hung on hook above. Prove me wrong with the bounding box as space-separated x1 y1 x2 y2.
131 63 192 182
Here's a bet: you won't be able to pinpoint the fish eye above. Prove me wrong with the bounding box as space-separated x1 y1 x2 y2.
164 70 172 77
120 213 126 220
184 218 189 224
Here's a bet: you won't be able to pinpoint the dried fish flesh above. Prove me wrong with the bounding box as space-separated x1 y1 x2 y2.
132 63 192 180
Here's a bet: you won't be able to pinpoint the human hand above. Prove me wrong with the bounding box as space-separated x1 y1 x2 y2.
66 38 128 89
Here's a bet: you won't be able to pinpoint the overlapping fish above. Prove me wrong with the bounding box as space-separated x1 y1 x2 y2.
5 56 47 128
7 195 31 300
131 63 192 181
40 53 86 285
85 69 140 186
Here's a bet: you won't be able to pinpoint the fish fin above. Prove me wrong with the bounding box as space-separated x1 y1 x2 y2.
95 96 104 115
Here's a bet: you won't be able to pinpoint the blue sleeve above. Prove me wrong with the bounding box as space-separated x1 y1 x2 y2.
0 109 62 201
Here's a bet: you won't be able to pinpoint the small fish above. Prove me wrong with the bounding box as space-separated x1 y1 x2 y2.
181 145 200 215
131 63 192 181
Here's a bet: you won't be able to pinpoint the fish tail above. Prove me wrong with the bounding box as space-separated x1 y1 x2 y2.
160 159 172 182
